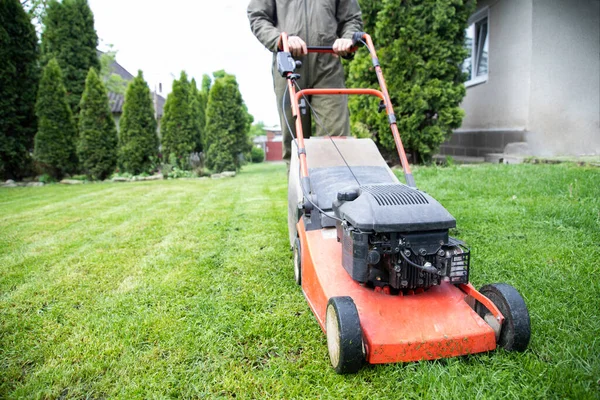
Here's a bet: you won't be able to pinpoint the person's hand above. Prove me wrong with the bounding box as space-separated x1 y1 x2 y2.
332 38 353 58
288 36 307 57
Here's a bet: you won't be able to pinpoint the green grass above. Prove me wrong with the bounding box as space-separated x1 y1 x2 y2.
1 162 599 399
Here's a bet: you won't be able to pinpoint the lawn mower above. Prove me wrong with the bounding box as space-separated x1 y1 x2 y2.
280 32 531 374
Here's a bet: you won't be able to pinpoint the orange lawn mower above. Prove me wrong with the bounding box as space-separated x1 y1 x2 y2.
281 32 531 374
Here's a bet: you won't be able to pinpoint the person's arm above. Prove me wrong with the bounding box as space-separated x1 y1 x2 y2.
247 0 280 52
247 0 307 56
336 0 363 40
333 0 363 56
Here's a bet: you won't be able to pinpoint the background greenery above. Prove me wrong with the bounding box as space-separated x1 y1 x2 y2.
1 162 598 399
34 58 78 179
77 68 117 180
117 71 158 175
347 0 475 162
41 0 99 117
0 0 39 179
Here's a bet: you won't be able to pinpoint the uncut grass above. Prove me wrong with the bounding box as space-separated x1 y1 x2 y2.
1 163 599 399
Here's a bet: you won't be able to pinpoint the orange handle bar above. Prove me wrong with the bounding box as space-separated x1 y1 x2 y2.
295 88 385 102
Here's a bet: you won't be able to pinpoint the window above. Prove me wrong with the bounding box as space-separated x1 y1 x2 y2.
463 8 489 87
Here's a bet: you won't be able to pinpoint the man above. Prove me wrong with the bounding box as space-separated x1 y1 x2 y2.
247 0 363 160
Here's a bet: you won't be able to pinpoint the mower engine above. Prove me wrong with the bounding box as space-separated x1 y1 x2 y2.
333 184 470 292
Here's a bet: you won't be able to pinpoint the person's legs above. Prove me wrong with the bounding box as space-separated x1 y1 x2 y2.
309 55 350 137
310 93 350 137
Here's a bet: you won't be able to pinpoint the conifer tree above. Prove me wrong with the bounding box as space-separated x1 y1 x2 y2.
34 59 78 178
160 71 195 168
204 72 250 173
77 68 117 180
189 78 206 153
200 74 212 150
117 71 158 174
0 0 39 179
41 0 100 116
347 0 475 162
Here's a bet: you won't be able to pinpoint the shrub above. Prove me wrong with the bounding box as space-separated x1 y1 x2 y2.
38 173 56 184
251 146 265 163
77 68 117 180
347 0 475 163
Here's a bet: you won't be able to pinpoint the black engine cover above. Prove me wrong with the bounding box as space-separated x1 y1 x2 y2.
333 184 456 233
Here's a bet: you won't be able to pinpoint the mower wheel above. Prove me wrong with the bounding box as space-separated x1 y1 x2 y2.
293 237 301 285
476 283 531 352
326 296 364 374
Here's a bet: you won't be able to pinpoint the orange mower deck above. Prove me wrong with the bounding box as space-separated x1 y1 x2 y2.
298 220 497 364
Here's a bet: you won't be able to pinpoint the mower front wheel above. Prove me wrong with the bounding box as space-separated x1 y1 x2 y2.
293 237 301 285
476 283 531 352
326 296 364 374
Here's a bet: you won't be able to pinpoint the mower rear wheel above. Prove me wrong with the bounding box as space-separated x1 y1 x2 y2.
293 237 301 285
476 283 531 352
326 296 364 374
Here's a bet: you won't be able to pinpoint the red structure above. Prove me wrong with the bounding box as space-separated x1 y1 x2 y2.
253 127 283 162
265 130 283 161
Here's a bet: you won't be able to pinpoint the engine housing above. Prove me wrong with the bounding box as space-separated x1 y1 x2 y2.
333 184 470 292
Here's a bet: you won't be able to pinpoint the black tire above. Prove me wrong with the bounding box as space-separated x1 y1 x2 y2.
293 237 301 285
326 297 364 374
476 283 531 352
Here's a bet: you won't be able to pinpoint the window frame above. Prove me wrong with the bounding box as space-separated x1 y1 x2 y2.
464 7 490 88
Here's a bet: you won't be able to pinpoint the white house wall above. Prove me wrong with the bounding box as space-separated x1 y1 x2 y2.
446 0 534 157
461 0 533 129
528 0 600 156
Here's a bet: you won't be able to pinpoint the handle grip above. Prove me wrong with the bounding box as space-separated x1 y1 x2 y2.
306 46 335 53
306 46 357 60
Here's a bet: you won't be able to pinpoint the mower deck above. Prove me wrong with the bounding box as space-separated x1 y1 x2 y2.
298 220 497 364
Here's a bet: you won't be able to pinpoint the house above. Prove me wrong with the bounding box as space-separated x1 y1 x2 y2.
253 126 283 161
439 0 600 158
98 50 166 133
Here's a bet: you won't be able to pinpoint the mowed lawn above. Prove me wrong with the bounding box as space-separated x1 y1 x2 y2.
1 162 599 399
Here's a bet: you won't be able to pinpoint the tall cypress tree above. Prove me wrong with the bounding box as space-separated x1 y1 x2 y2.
41 0 99 116
34 59 78 178
0 0 39 179
160 71 194 168
204 72 250 173
189 78 206 153
117 70 158 174
77 68 117 180
200 74 212 150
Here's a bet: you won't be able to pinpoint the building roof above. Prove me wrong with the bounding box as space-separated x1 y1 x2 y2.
98 50 165 117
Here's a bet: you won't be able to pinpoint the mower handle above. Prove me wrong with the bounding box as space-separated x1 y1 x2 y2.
278 31 416 188
305 46 356 60
305 33 366 53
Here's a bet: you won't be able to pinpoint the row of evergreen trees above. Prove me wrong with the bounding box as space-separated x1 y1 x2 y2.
34 60 252 179
1 0 252 180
